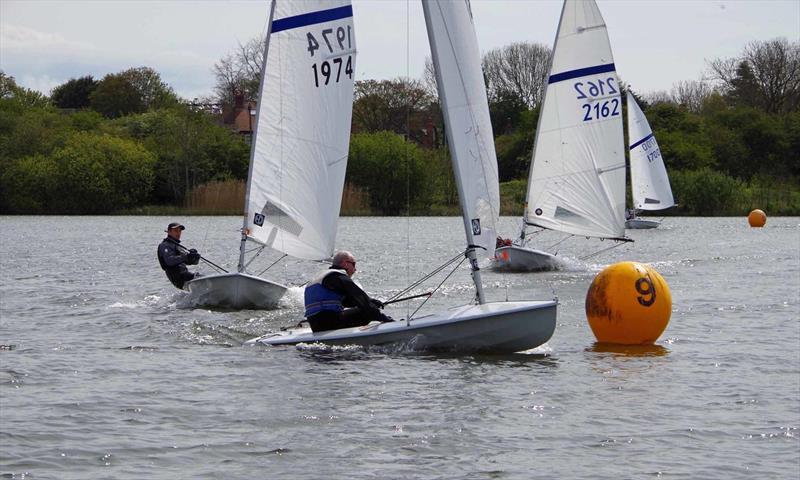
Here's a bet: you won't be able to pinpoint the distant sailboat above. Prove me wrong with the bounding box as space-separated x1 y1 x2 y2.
186 0 357 309
494 0 630 272
247 0 557 352
624 91 675 229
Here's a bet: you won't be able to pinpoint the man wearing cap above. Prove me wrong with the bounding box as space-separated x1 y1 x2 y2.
157 222 201 289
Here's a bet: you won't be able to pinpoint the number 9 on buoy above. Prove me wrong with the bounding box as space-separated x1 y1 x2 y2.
585 262 672 345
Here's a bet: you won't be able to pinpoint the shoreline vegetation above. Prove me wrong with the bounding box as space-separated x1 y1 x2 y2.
113 178 799 217
2 38 798 217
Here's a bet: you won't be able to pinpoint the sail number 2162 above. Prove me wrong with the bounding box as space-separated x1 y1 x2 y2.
307 26 354 88
574 77 619 122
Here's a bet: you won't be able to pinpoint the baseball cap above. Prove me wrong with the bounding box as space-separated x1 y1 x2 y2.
166 222 185 231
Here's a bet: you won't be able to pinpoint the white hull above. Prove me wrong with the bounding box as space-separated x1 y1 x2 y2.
625 218 660 229
186 272 287 310
247 301 557 353
493 246 561 272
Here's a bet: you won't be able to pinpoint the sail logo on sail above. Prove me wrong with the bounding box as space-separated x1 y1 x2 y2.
254 212 265 227
471 219 482 235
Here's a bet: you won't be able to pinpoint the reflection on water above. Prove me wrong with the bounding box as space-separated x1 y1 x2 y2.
587 342 670 357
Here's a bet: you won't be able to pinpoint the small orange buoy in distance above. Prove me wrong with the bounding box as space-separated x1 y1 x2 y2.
748 209 766 227
585 262 672 345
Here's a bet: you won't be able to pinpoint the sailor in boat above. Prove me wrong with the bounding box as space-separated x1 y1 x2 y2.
157 222 201 290
304 250 393 332
496 236 512 248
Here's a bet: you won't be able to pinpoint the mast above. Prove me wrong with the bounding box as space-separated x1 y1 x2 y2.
238 0 276 272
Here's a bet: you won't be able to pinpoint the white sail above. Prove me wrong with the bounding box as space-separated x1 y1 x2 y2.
626 91 675 211
524 0 626 240
422 0 500 258
244 0 356 260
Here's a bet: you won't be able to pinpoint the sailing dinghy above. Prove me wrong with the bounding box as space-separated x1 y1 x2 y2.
186 0 357 309
494 0 630 272
624 91 675 229
247 0 557 353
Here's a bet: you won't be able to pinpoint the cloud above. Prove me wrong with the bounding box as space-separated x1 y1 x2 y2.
1 23 97 54
0 23 218 98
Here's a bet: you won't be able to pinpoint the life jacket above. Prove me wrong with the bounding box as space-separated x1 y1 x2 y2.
304 269 347 318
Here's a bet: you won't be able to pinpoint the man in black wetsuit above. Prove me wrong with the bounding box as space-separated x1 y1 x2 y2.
157 222 201 289
303 250 392 332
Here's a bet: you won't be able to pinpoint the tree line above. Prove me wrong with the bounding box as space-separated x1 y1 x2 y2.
0 38 798 216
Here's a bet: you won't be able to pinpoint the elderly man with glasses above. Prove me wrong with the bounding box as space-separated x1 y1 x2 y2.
304 250 392 332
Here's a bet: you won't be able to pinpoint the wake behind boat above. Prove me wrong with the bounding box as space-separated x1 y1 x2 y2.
186 0 357 309
493 0 630 272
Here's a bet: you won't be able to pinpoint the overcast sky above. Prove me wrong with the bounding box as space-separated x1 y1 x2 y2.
2 0 798 100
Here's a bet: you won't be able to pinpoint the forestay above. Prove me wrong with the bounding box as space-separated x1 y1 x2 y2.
244 0 356 260
423 0 500 257
627 91 675 211
524 0 626 240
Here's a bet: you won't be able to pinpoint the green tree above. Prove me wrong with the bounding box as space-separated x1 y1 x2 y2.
2 132 156 213
352 79 433 135
669 167 743 215
494 108 538 181
646 103 715 171
52 132 156 213
347 131 428 214
121 66 179 109
51 76 97 109
90 73 145 118
111 105 249 204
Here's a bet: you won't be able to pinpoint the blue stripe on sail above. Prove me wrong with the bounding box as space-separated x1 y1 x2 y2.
548 63 616 84
630 133 654 150
272 5 353 33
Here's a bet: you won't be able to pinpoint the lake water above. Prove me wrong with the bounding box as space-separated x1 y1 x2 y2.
1 216 798 479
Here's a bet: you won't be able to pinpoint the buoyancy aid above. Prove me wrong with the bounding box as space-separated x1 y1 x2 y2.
304 269 347 317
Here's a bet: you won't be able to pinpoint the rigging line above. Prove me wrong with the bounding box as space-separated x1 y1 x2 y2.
243 243 268 271
387 249 466 302
256 253 288 277
547 234 574 251
407 255 468 321
404 0 411 321
579 240 626 261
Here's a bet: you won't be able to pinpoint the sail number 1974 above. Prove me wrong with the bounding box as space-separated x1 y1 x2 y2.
307 26 354 88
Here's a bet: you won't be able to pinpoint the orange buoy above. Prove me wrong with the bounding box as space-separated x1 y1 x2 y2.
585 262 672 345
748 209 766 227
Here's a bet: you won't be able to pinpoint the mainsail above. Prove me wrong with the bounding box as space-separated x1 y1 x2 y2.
627 91 675 211
524 0 626 240
243 0 356 261
422 0 500 259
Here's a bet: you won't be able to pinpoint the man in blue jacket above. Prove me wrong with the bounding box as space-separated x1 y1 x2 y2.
304 251 392 332
157 222 201 289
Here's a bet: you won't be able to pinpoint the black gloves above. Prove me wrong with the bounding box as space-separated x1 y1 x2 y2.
369 298 384 309
379 313 394 323
186 249 201 265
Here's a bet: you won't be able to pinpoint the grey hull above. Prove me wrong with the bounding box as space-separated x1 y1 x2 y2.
492 246 561 272
186 272 287 310
247 301 557 353
625 218 660 229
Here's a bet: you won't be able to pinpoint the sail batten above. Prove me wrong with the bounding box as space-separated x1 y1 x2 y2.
524 0 626 240
627 92 675 211
243 0 356 261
